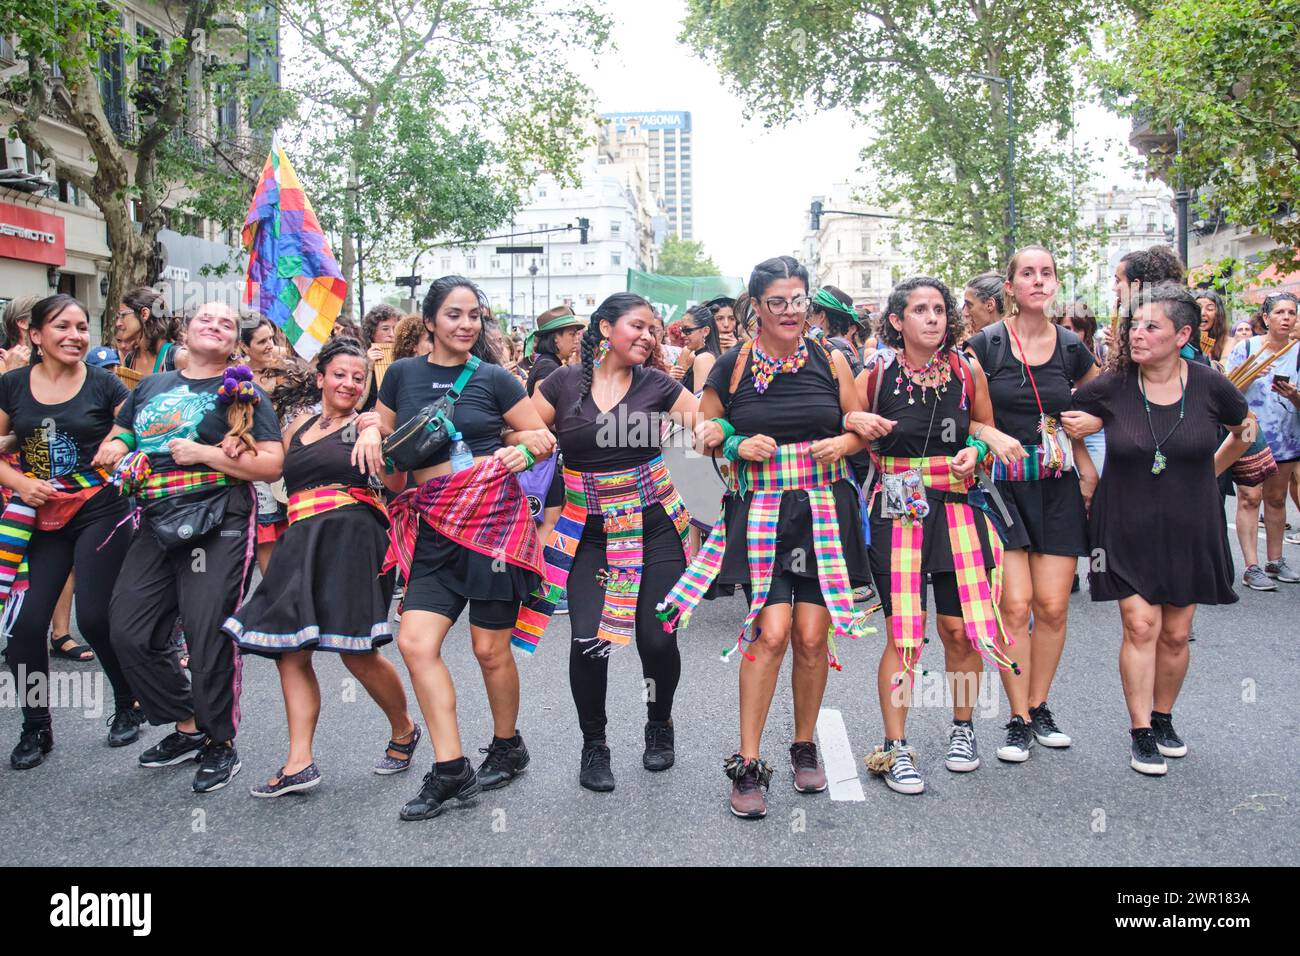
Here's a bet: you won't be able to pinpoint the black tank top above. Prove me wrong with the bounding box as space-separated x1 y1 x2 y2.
283 415 366 492
871 350 970 460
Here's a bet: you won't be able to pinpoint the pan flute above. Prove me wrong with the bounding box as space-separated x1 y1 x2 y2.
114 365 145 390
1227 339 1297 392
373 342 395 385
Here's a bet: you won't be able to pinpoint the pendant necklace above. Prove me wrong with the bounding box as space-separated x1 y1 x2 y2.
893 349 950 405
1138 365 1186 476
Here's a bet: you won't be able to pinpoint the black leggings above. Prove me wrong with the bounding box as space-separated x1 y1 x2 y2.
567 512 684 742
6 497 135 728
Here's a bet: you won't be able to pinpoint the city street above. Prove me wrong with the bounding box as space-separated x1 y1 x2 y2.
2 512 1296 868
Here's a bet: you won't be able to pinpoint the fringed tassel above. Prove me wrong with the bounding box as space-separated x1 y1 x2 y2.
110 451 153 496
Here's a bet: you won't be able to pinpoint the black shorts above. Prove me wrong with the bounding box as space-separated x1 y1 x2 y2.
402 571 520 630
877 572 962 619
741 572 826 609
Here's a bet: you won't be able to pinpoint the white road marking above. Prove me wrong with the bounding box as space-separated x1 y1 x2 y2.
816 708 865 802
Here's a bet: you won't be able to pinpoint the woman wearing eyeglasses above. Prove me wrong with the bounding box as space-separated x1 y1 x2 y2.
115 287 188 376
665 256 876 820
670 304 722 395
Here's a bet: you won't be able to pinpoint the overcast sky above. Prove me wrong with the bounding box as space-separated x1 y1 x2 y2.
573 0 1147 277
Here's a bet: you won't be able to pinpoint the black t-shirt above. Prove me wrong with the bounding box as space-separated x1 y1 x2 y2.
870 351 970 459
539 363 684 471
525 352 562 398
706 338 842 443
114 370 280 473
965 321 1096 445
0 365 129 479
378 356 525 467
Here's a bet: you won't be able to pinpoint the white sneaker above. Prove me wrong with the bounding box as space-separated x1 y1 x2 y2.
996 716 1034 762
944 723 980 772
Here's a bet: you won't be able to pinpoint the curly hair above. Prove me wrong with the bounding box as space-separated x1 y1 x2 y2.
121 285 179 354
1054 300 1099 358
571 292 653 415
1108 282 1200 373
361 303 403 347
269 336 369 421
879 277 964 353
392 313 427 360
1119 244 1185 287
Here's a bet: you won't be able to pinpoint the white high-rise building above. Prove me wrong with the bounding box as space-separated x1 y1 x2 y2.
601 111 693 240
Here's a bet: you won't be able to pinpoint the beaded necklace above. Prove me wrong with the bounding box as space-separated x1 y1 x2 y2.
751 337 809 395
893 348 952 404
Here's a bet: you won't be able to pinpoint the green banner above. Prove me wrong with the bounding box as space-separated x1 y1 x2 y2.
626 269 744 324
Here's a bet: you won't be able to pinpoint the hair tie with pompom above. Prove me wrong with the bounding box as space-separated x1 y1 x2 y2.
217 365 260 406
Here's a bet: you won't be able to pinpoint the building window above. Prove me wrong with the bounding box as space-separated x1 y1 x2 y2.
585 294 596 306
440 257 451 272
465 255 476 271
861 235 871 253
861 272 871 289
584 252 596 268
490 256 501 271
514 254 524 268
561 252 573 268
610 221 621 236
537 185 547 198
611 253 621 267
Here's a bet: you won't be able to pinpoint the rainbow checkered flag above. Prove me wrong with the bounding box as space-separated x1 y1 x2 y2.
242 144 347 359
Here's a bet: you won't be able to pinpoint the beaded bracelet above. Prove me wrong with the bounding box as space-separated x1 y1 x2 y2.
113 432 137 451
711 417 736 441
723 434 749 462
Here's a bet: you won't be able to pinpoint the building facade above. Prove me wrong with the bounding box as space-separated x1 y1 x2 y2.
806 183 921 313
0 3 275 331
1079 184 1176 289
600 111 693 241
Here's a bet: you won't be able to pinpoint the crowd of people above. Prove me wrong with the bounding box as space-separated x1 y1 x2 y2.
0 240 1296 822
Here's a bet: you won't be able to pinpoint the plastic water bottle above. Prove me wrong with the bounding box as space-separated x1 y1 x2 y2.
448 431 474 474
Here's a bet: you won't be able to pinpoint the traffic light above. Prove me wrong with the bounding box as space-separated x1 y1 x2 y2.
578 217 590 244
810 201 823 231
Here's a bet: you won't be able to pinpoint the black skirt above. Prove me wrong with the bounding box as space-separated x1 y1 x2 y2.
711 480 872 590
408 520 540 602
996 474 1089 557
226 504 394 657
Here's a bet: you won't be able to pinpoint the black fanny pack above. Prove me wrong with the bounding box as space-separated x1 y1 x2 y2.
144 487 232 551
382 357 479 472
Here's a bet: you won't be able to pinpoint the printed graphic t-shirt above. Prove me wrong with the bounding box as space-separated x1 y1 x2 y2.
0 365 129 480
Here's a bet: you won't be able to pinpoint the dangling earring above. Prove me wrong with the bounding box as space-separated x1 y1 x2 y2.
593 338 610 369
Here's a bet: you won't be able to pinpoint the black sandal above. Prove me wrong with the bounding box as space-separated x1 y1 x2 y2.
49 634 94 662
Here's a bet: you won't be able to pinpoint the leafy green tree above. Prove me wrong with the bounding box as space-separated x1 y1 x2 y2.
655 234 720 276
681 0 1113 283
1 0 283 334
1092 0 1300 275
277 0 610 317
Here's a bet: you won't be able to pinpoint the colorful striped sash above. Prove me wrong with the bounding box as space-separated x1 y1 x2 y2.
511 455 691 656
383 458 545 627
287 485 388 525
876 455 1018 688
656 442 868 668
0 469 108 634
110 450 231 499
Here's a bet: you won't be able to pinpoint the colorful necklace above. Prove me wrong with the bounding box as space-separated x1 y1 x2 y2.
894 348 951 405
751 337 809 395
1138 365 1186 475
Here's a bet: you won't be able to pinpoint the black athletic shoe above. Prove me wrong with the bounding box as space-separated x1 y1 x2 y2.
475 734 530 791
399 762 480 821
1150 711 1187 758
138 730 205 767
579 742 615 792
1029 702 1072 748
192 740 242 793
106 707 146 748
10 724 53 770
996 715 1034 763
1129 727 1167 776
642 720 675 771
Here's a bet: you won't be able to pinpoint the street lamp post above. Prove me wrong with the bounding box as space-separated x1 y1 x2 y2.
1174 121 1190 267
528 261 539 321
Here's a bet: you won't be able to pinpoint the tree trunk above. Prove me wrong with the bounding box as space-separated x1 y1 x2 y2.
340 232 357 319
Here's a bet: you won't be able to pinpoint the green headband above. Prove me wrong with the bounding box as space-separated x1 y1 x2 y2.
812 287 861 324
523 313 585 358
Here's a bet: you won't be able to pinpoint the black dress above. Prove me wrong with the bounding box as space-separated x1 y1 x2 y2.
224 417 395 656
965 321 1096 557
1072 363 1248 606
706 338 871 590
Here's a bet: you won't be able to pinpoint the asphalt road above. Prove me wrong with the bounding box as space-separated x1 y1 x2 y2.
2 510 1297 867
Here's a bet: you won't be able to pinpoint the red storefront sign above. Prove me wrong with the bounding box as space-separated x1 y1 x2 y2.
0 202 65 266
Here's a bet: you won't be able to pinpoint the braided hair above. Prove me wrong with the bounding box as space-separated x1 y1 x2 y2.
571 292 653 415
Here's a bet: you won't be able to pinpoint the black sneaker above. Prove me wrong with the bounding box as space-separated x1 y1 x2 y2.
1029 702 1072 748
643 720 675 771
996 715 1034 762
1150 711 1187 758
192 740 242 793
399 761 480 821
1129 727 1167 776
11 724 53 770
475 734 530 791
138 729 205 767
106 707 146 748
579 741 615 792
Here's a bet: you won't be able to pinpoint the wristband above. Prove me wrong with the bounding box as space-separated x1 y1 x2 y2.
517 445 536 470
841 412 852 431
723 434 748 462
113 432 137 451
711 417 736 441
965 436 989 461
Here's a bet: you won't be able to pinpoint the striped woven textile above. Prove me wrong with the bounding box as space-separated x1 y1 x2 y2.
0 469 108 627
656 442 866 667
876 455 1016 688
287 485 388 525
989 445 1048 481
512 455 690 656
136 470 231 500
383 458 544 636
